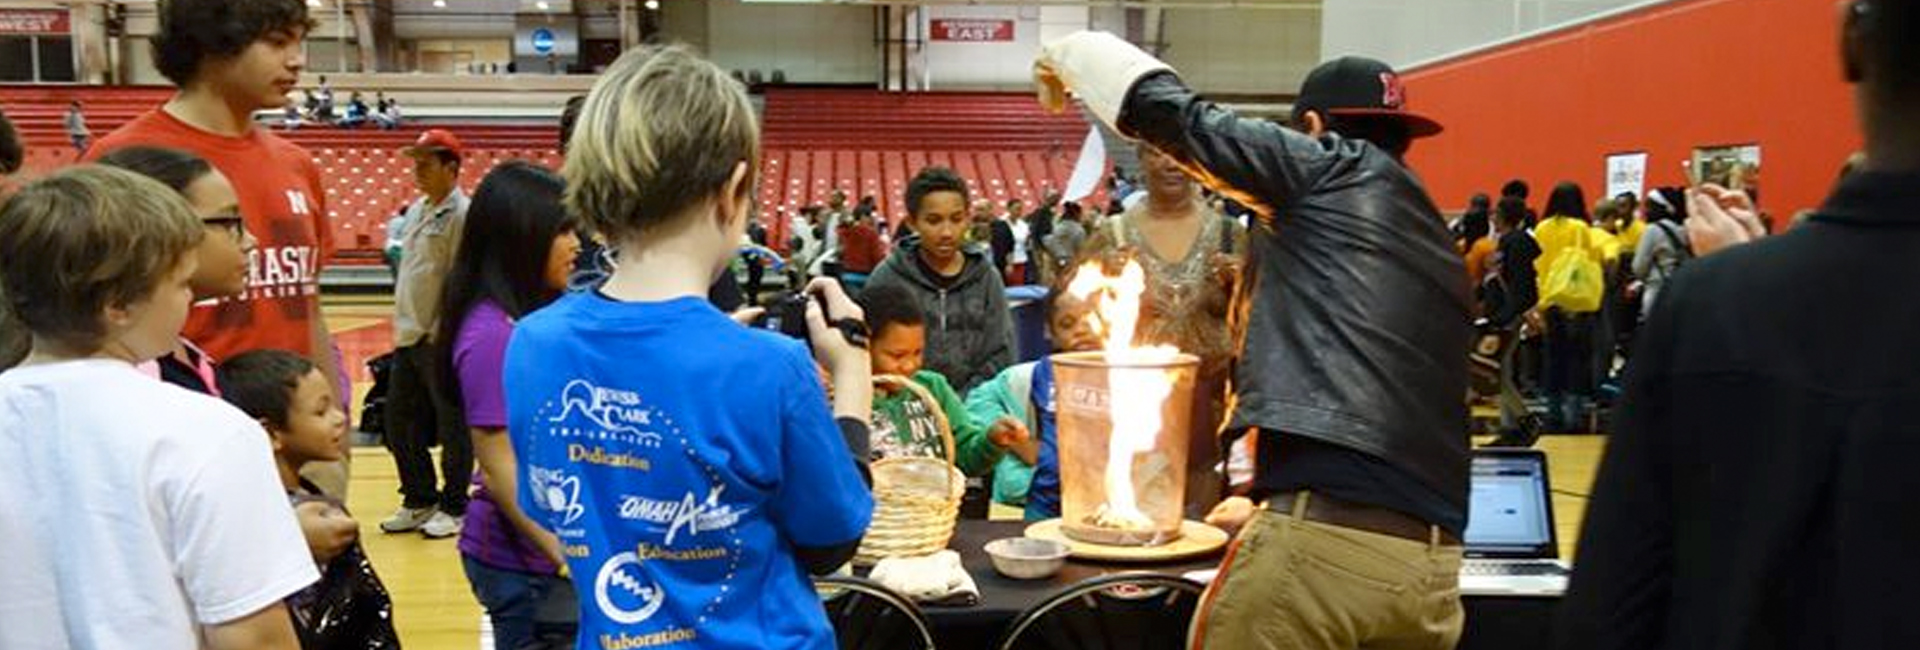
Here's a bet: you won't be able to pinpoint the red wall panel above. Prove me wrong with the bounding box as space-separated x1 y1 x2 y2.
1403 0 1859 220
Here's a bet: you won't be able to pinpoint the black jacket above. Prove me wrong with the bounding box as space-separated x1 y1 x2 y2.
1118 72 1472 511
1482 229 1542 327
988 220 1015 272
1558 172 1920 650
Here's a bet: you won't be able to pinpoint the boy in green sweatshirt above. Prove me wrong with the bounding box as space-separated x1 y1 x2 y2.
863 284 1033 475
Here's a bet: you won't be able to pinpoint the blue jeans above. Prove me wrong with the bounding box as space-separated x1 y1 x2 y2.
462 555 569 650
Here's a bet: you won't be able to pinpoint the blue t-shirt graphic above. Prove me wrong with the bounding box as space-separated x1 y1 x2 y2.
505 293 872 650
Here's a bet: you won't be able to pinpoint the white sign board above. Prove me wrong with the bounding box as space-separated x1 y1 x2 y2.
1605 152 1648 200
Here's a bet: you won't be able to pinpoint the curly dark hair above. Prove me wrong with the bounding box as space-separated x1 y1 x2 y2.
861 283 926 337
151 0 315 87
904 166 970 217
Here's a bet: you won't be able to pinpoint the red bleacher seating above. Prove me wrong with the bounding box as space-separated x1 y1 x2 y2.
7 86 1105 262
756 88 1104 232
3 86 563 264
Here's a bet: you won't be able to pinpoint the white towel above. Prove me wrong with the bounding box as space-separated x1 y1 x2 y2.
869 551 980 606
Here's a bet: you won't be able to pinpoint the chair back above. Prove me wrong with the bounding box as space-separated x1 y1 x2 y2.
998 572 1205 650
815 574 937 650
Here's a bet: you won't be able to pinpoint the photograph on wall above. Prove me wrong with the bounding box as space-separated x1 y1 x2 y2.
1691 144 1762 195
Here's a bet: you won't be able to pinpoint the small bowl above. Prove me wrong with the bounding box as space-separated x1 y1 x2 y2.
984 537 1070 580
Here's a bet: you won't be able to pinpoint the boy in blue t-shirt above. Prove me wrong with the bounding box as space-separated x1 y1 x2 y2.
504 45 875 650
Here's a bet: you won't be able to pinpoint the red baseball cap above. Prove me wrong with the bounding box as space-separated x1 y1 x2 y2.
402 128 464 159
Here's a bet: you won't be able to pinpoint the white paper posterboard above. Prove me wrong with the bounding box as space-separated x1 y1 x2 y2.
1605 152 1649 200
1061 126 1107 203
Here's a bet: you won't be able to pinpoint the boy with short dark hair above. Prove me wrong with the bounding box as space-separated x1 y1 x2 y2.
864 166 1017 392
0 165 313 650
219 349 399 647
864 283 1029 475
86 0 346 493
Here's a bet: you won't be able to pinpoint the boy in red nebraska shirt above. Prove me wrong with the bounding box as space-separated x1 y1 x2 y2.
87 0 347 494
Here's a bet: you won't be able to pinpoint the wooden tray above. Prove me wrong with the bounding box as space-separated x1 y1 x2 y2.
1024 519 1229 563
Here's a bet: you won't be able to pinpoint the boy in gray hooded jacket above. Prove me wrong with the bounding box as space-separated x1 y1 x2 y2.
865 166 1016 393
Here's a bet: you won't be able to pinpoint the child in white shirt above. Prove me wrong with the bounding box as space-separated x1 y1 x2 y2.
0 166 315 650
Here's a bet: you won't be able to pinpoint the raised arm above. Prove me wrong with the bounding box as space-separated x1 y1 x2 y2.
1038 31 1328 218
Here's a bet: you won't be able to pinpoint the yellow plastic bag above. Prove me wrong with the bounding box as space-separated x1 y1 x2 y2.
1540 227 1604 313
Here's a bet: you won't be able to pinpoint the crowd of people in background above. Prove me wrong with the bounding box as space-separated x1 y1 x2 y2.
2 0 1916 648
285 76 404 131
1460 173 1740 447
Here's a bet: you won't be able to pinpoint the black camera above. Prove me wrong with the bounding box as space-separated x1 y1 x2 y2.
755 292 815 342
751 291 870 352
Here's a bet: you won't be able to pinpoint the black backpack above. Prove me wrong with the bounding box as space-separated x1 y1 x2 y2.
357 352 394 436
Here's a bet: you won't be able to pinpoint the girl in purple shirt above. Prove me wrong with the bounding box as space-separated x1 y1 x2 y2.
435 161 582 649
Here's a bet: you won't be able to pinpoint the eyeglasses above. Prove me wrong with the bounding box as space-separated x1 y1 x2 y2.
203 212 248 240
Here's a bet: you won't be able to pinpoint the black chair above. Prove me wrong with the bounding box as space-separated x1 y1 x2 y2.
815 574 936 650
998 572 1206 650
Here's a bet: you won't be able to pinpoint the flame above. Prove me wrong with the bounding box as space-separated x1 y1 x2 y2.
1065 259 1181 530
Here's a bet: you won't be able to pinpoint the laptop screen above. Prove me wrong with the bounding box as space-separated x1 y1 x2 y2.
1464 451 1556 558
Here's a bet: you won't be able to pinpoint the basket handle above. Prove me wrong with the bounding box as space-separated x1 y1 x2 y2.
872 374 957 465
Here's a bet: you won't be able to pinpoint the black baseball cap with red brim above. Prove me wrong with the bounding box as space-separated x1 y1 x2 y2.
1291 56 1444 139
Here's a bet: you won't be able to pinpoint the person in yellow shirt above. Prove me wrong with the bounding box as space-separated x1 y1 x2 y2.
1614 191 1649 252
1533 182 1603 432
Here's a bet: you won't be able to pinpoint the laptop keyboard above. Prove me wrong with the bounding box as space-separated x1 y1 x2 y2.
1462 561 1567 577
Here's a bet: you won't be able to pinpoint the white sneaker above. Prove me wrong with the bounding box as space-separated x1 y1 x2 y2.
420 510 463 539
379 506 436 533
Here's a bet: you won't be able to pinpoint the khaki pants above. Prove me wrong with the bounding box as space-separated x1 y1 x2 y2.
1189 493 1465 650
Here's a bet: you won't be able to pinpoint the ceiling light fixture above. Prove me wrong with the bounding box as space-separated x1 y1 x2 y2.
645 0 660 9
432 0 446 7
536 0 551 9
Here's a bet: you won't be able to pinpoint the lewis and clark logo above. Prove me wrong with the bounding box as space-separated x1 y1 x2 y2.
549 379 664 447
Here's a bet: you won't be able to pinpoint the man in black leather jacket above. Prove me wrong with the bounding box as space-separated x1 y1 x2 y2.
1039 32 1472 649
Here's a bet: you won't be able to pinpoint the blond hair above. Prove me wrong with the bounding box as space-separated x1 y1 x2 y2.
0 165 204 353
563 44 759 242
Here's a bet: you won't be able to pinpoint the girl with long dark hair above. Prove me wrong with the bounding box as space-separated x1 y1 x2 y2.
435 161 581 650
1533 182 1604 431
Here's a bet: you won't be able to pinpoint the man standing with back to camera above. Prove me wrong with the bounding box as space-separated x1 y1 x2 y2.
1558 1 1920 648
1038 32 1472 649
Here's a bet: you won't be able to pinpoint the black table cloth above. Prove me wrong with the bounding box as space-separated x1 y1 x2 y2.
860 520 1559 649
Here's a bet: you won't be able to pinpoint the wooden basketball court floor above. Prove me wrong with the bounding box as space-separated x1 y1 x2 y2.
323 295 1607 650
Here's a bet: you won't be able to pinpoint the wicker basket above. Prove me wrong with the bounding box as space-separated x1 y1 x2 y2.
855 375 966 566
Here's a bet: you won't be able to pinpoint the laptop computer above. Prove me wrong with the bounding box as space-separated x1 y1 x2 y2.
1459 448 1571 596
